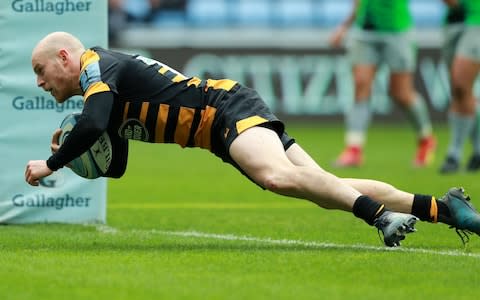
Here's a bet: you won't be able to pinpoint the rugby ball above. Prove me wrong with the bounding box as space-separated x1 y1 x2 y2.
58 113 112 179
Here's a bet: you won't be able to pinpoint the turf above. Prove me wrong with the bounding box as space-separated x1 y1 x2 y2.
2 121 480 300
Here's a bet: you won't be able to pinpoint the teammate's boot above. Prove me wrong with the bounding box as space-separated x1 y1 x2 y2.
438 187 480 245
334 146 363 167
439 156 460 174
414 135 436 167
466 154 480 172
373 211 418 247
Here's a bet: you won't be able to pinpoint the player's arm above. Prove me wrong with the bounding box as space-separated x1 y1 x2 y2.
49 120 129 177
329 0 360 47
26 92 114 186
46 92 114 171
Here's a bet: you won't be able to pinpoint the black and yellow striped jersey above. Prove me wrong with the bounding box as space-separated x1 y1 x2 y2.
47 47 285 173
80 47 241 150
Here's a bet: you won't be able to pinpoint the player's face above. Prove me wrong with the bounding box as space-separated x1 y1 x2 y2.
32 53 73 103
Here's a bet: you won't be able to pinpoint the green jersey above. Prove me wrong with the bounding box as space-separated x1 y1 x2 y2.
354 0 412 32
465 0 480 25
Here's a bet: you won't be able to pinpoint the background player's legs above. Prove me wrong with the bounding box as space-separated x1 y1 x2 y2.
389 72 436 167
468 106 480 171
440 55 480 173
335 64 376 167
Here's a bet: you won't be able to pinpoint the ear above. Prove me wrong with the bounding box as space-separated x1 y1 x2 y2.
58 49 69 65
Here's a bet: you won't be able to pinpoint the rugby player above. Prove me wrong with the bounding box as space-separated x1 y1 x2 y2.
440 0 480 173
329 0 436 168
25 32 480 247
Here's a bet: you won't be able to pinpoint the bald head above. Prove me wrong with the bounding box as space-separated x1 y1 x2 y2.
32 31 85 59
32 32 86 102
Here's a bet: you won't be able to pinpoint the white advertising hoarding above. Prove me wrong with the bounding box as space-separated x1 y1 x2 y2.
0 0 108 223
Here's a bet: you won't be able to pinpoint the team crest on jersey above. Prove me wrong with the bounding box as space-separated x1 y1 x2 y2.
118 118 150 142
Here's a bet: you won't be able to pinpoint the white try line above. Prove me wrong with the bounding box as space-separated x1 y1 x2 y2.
93 225 480 259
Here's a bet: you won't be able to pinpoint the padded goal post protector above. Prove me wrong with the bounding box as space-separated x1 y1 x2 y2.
0 0 108 223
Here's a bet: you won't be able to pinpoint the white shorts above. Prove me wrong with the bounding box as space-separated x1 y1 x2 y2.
456 26 480 63
348 28 417 72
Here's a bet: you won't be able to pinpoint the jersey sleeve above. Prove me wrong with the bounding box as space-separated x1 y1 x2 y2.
79 49 117 101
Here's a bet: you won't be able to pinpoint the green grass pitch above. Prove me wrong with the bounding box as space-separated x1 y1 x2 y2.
1 121 480 299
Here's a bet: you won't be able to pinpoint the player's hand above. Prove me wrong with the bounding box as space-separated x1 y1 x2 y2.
329 25 348 48
25 160 53 186
51 128 62 154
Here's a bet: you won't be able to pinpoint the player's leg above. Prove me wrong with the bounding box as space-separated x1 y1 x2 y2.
389 72 436 167
285 140 427 216
335 37 377 167
223 85 415 246
441 55 479 172
230 126 360 211
440 28 480 173
385 33 435 167
283 139 480 242
229 126 418 246
468 105 480 171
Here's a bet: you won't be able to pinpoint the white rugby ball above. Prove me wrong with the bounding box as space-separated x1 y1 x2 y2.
58 113 112 179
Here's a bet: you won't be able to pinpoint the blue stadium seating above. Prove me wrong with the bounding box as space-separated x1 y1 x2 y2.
186 0 229 26
123 0 446 29
231 0 272 27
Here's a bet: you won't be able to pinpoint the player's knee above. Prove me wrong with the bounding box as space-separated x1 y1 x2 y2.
262 175 280 192
451 83 469 101
260 171 296 193
389 90 412 105
354 79 370 95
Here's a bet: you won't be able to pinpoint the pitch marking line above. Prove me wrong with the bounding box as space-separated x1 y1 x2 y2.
93 225 480 259
108 202 312 209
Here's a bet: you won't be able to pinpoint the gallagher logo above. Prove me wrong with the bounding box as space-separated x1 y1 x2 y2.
39 172 65 188
11 0 93 15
